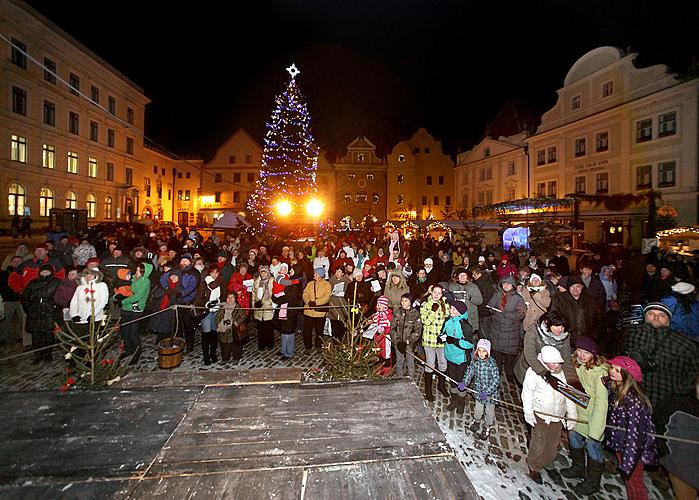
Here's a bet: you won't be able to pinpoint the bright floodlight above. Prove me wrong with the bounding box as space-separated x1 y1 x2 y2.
306 198 324 217
276 200 292 216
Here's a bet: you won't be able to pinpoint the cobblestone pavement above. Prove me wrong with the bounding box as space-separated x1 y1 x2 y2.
0 323 672 499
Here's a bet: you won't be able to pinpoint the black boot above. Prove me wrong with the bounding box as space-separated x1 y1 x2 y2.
436 375 449 398
578 458 604 495
423 373 434 402
561 446 586 479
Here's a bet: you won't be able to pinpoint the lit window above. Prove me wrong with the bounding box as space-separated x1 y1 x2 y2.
398 154 406 162
658 112 676 137
66 190 77 209
104 196 113 219
397 174 404 183
344 193 351 203
184 190 191 201
356 153 364 163
367 173 374 181
11 135 27 163
42 144 55 169
8 183 26 216
88 157 98 178
356 192 367 203
86 193 96 218
658 161 676 187
372 193 379 204
636 165 652 190
348 173 356 180
67 151 78 174
636 119 652 143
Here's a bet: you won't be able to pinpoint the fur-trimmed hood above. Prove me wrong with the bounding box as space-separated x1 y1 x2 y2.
78 267 104 284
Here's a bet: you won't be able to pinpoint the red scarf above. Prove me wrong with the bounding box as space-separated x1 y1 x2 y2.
160 281 177 310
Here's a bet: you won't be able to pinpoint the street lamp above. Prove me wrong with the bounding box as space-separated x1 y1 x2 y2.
305 198 324 217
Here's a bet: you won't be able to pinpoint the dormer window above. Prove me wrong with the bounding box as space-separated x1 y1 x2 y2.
572 95 581 110
356 153 364 163
602 81 614 98
484 148 490 158
398 154 406 162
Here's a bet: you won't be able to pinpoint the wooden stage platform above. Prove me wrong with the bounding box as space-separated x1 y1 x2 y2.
0 370 478 499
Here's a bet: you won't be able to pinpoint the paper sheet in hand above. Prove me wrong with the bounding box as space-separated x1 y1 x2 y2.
486 304 502 313
370 280 382 293
243 279 254 292
362 323 378 339
332 282 345 297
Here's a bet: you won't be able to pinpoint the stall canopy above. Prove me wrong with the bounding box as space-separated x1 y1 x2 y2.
212 212 250 229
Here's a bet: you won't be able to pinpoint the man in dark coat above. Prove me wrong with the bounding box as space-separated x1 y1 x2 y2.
22 264 61 362
548 249 570 277
487 275 526 379
550 275 600 343
472 267 496 340
579 263 606 313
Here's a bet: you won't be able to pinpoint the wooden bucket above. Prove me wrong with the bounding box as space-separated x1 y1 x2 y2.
157 337 185 369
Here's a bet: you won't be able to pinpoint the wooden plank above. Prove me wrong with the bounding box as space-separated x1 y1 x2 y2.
127 468 302 499
113 368 303 389
303 455 479 499
0 479 131 499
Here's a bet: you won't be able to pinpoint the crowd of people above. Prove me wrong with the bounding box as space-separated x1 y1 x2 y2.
0 224 698 498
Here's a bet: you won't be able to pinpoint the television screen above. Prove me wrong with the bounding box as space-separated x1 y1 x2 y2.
502 227 530 250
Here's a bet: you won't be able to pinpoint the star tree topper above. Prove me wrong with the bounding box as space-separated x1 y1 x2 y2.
286 63 300 79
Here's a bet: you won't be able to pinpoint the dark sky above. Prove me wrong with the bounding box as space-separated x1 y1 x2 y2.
26 0 698 159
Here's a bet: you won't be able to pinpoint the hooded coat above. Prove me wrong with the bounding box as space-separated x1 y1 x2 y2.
443 311 474 365
121 263 153 312
487 275 526 355
22 272 61 333
69 268 110 323
384 270 410 311
573 363 609 441
514 320 574 385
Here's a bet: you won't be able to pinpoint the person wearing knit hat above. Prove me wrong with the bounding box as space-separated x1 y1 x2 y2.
605 355 657 499
670 282 695 295
180 253 193 263
458 337 499 439
522 345 577 484
643 302 672 321
376 295 389 309
314 267 326 279
443 297 475 415
563 335 608 493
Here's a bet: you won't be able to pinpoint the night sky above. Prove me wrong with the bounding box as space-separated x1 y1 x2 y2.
25 0 697 160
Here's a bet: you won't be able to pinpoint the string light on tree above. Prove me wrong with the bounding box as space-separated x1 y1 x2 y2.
247 63 319 229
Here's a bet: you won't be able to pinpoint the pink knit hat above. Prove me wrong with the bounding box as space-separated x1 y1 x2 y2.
608 356 643 383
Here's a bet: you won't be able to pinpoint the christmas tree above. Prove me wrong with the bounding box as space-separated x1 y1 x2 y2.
247 64 319 229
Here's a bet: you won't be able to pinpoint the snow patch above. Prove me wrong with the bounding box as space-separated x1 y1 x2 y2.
37 405 50 411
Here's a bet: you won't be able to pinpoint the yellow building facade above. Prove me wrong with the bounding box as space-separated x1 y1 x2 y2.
0 0 150 230
386 128 455 221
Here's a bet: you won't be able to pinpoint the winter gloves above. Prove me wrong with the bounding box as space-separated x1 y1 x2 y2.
543 372 560 390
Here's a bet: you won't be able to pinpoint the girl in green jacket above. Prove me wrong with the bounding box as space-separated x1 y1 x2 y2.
561 336 608 495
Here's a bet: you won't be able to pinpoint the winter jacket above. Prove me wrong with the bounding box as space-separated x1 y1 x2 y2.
409 277 430 305
252 275 275 322
346 279 372 308
72 243 97 266
514 321 575 386
68 268 109 323
581 274 606 312
100 255 131 287
447 280 483 331
604 380 658 476
161 267 198 304
312 256 330 278
9 256 65 294
384 270 410 311
389 307 422 346
302 279 332 318
473 274 497 318
661 294 699 341
0 267 20 302
519 285 551 332
120 263 153 312
522 367 577 425
420 296 449 348
215 304 247 344
622 322 699 409
462 356 500 405
487 276 526 355
550 290 599 340
22 274 61 333
274 277 303 333
54 278 79 309
327 275 351 321
572 363 608 441
194 273 225 312
443 314 474 365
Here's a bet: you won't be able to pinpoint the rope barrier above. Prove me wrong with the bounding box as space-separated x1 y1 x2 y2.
405 351 699 446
